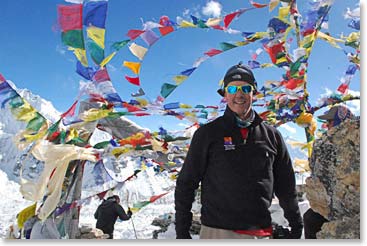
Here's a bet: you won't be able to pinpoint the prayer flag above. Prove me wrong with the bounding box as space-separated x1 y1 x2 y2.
83 1 108 28
111 39 130 51
128 43 148 60
180 67 196 76
123 61 141 75
159 26 174 36
61 30 85 49
127 29 145 40
173 75 188 85
69 48 88 66
57 4 83 32
61 100 78 118
125 76 140 86
140 29 159 46
87 26 106 49
220 42 237 51
204 49 222 57
93 68 110 82
87 40 104 64
250 1 268 8
160 83 177 98
100 51 116 67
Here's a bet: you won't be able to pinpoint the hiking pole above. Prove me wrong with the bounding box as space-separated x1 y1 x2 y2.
126 191 138 239
129 211 138 239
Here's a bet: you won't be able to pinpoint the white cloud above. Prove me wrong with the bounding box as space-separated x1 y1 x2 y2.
279 123 297 134
182 5 201 19
55 45 66 56
182 9 190 18
345 89 360 116
202 1 222 17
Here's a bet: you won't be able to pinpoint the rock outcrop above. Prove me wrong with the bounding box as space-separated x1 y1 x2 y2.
305 119 360 239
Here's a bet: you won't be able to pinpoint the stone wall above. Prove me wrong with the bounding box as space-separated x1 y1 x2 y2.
305 119 360 239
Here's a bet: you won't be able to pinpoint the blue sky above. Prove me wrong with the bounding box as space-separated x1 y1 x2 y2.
0 0 361 142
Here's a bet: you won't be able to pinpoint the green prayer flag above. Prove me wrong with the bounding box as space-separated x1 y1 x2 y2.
87 40 104 65
61 30 85 49
26 113 46 132
220 42 237 51
111 39 130 51
160 83 177 98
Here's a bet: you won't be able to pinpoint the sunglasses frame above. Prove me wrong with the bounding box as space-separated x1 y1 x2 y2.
225 85 253 94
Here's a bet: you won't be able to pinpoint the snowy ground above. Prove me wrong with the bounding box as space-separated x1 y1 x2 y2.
1 166 310 240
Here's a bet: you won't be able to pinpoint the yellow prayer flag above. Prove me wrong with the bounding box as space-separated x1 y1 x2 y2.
111 147 131 157
135 98 148 107
69 48 88 67
346 32 360 43
23 129 47 142
317 32 343 49
17 203 37 229
80 108 113 122
87 26 105 49
179 20 197 28
100 52 116 67
129 43 148 61
11 102 37 121
172 75 188 85
123 61 141 75
278 6 290 20
179 103 192 109
234 41 249 47
205 17 221 27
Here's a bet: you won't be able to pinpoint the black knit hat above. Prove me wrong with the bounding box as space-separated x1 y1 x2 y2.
217 62 257 96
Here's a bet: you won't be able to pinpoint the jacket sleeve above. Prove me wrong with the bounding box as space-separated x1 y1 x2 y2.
272 130 303 231
174 128 209 239
115 204 130 221
94 205 99 219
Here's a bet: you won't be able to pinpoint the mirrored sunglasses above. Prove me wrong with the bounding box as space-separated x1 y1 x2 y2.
225 85 253 94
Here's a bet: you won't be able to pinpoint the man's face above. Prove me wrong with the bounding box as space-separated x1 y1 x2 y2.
224 81 253 119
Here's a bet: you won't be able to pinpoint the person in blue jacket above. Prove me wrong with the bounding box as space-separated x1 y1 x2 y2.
175 62 303 239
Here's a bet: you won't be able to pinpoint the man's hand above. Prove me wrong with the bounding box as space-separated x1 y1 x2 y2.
127 208 133 217
288 224 303 239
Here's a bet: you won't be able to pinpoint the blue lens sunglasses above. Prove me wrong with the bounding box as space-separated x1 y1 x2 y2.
225 85 253 94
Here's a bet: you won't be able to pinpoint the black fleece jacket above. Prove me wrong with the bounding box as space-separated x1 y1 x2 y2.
94 198 130 235
175 107 303 238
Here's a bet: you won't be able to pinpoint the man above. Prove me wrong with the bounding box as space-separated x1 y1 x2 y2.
303 104 355 239
175 62 303 239
94 195 132 239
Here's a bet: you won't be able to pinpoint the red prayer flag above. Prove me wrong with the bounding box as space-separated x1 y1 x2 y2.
61 100 78 118
134 112 150 116
337 83 349 94
204 48 223 57
93 69 111 82
264 42 285 64
250 1 268 8
127 29 145 40
122 102 142 112
224 11 240 28
149 192 169 203
57 4 83 32
97 190 108 200
159 26 174 36
211 25 225 30
0 73 5 82
125 76 140 86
